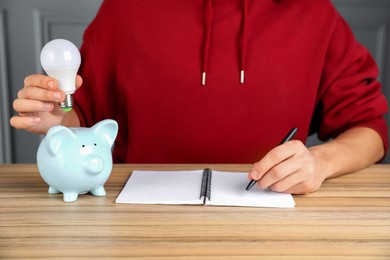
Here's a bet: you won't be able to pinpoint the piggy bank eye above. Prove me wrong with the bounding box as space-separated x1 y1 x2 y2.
82 145 85 147
94 143 97 146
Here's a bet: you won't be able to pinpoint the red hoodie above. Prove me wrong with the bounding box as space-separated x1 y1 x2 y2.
73 0 388 163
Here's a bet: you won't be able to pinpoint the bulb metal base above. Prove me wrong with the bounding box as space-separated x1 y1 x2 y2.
59 94 73 112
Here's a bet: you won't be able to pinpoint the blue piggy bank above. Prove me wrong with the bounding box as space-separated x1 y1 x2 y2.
37 119 118 202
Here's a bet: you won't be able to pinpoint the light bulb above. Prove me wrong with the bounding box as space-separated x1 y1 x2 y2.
40 39 81 112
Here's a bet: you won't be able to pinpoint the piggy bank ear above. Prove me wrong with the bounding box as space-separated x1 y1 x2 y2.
91 119 118 147
45 125 76 155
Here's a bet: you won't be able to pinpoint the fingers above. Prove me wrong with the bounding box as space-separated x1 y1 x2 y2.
20 74 83 101
10 114 42 130
24 74 83 89
258 160 302 190
249 140 301 181
13 99 54 113
249 140 320 193
17 86 64 103
10 74 83 134
266 168 307 193
282 181 319 195
19 74 64 103
24 74 58 90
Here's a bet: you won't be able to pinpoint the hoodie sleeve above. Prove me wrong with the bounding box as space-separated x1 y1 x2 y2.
315 13 388 155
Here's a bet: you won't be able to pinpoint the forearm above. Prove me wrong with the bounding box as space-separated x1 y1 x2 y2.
309 127 385 180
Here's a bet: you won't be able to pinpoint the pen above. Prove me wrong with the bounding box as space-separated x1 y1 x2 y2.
245 127 298 191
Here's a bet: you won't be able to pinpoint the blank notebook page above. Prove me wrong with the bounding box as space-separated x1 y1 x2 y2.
207 171 295 208
115 170 204 205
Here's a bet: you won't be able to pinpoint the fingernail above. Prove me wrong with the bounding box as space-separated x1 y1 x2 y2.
43 103 53 111
48 81 54 89
250 170 258 179
54 92 62 100
32 117 41 124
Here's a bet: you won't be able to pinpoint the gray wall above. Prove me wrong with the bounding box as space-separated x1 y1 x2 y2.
1 0 390 163
0 0 103 163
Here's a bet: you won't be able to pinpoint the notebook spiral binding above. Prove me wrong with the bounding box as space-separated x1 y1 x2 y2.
200 168 212 203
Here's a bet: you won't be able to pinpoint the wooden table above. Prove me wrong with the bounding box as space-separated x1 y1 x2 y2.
1 164 389 259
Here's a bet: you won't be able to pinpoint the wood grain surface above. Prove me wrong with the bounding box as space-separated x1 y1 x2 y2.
0 164 389 259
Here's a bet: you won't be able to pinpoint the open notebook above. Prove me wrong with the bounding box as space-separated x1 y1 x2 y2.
116 169 295 208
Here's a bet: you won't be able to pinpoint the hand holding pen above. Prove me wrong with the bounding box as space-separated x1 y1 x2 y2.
246 127 298 191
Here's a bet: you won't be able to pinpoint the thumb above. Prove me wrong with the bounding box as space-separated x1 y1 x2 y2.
76 75 83 89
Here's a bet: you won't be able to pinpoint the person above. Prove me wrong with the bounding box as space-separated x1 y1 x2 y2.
10 0 388 194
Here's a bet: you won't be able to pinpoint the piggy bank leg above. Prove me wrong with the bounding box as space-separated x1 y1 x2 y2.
48 186 61 194
90 186 106 196
63 192 79 202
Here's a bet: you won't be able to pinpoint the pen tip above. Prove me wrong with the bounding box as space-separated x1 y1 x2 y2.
245 179 257 191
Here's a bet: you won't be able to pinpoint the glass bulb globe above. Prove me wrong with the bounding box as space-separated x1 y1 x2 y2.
40 39 81 111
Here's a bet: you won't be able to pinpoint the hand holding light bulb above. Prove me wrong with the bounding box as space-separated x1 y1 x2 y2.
10 39 82 135
40 39 81 112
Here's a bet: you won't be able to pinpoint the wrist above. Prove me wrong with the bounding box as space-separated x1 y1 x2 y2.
309 127 385 181
309 143 339 180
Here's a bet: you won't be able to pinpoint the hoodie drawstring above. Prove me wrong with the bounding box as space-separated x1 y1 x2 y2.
202 0 213 86
201 0 248 86
240 0 248 84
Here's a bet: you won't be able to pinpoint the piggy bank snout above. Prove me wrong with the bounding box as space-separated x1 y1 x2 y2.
83 155 105 175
